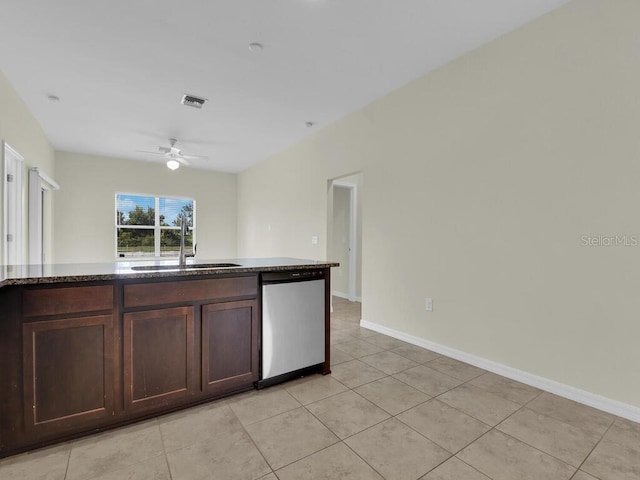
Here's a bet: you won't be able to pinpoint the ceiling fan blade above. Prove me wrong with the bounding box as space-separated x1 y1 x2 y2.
137 150 166 156
137 139 204 168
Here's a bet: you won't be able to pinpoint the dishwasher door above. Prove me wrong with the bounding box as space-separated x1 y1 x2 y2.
261 278 325 381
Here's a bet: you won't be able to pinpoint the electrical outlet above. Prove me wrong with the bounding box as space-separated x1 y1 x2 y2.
425 298 433 312
311 235 319 245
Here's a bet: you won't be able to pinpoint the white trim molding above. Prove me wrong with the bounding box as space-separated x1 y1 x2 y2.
29 167 60 264
360 319 640 423
332 290 362 302
2 141 25 266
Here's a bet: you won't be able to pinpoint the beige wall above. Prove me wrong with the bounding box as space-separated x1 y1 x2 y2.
0 70 56 264
54 152 237 263
237 106 375 260
238 0 640 409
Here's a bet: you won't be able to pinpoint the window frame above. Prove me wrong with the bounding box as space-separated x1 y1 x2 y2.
115 192 196 259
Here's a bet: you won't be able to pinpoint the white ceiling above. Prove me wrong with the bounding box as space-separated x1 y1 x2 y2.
0 0 569 173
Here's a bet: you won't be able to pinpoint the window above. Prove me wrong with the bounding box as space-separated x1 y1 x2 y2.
116 193 195 258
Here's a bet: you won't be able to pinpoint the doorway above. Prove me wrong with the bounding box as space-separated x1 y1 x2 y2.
2 142 24 265
328 173 362 304
29 167 59 264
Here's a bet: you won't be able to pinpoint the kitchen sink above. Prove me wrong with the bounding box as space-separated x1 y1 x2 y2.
131 263 241 271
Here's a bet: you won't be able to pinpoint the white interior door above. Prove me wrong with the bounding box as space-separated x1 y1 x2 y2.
3 142 24 265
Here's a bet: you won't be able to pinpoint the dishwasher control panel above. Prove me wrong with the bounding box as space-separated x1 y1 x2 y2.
261 270 325 284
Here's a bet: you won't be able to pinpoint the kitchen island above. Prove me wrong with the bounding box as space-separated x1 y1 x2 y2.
0 258 337 457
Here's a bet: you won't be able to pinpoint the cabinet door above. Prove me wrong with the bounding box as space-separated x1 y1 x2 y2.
22 315 114 433
202 300 259 396
123 307 195 412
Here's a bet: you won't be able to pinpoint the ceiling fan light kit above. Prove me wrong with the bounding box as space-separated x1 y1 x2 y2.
137 138 209 171
166 159 180 170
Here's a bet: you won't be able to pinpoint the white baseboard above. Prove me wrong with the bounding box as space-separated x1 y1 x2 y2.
332 291 362 302
360 319 640 423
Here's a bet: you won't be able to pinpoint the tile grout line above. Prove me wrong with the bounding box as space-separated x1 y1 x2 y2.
509 391 617 472
421 361 618 471
256 423 342 474
329 371 418 480
273 442 343 476
228 388 303 429
339 368 453 479
229 399 278 478
340 438 394 480
454 402 587 478
338 302 393 479
62 442 72 480
393 399 491 453
155 417 175 480
330 298 618 479
453 456 497 480
162 454 174 480
566 420 615 480
435 384 588 473
381 359 598 476
387 367 506 478
64 419 168 480
297 356 441 479
285 384 350 407
430 369 535 421
302 390 391 443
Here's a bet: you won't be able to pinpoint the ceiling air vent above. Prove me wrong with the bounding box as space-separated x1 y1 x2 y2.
181 94 207 109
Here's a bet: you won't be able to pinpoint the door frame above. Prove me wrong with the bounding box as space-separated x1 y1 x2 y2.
29 167 60 264
333 180 357 302
3 141 24 265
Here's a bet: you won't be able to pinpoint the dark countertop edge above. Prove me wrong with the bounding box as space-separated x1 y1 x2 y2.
0 261 340 288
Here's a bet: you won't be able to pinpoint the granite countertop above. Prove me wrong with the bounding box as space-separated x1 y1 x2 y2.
0 258 339 288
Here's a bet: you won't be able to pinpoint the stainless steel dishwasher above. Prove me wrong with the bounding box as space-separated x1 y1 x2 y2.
258 270 325 388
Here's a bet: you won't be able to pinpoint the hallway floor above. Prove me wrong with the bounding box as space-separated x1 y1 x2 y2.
1 297 638 479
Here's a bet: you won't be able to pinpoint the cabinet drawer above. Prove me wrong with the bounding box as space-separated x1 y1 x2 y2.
123 276 258 308
23 285 114 317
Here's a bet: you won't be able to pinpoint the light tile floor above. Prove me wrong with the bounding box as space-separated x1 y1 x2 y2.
2 296 639 479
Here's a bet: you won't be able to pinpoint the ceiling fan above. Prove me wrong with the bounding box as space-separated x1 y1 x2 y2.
137 138 208 170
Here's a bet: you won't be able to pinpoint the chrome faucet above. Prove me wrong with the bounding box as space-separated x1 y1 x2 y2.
178 213 196 266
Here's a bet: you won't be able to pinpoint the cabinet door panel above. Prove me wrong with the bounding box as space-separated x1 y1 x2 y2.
123 307 195 411
23 315 114 432
202 300 258 395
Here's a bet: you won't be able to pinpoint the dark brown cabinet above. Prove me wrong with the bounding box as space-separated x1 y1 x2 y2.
0 269 329 458
123 306 196 412
1 276 261 456
202 300 259 396
120 275 260 415
22 314 115 434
